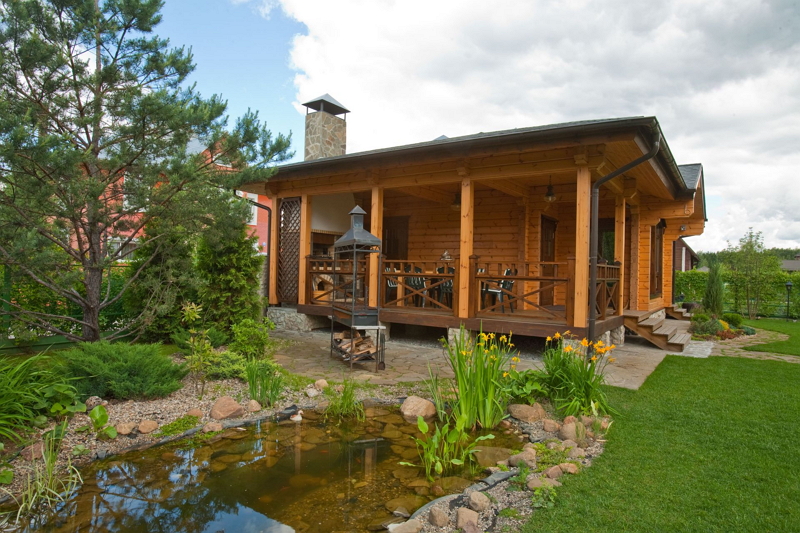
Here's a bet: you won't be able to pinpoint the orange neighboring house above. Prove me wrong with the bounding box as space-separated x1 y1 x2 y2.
240 95 707 351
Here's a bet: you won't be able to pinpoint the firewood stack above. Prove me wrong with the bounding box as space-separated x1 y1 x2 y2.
333 330 378 355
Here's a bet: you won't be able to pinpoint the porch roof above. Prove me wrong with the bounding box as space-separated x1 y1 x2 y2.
268 115 693 199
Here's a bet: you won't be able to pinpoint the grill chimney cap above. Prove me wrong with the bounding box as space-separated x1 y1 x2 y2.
302 94 350 116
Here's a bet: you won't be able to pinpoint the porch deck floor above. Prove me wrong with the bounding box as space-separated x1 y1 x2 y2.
271 329 689 390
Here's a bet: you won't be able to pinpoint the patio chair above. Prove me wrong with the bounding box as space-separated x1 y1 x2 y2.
384 268 398 304
436 266 455 307
405 266 428 307
484 268 516 313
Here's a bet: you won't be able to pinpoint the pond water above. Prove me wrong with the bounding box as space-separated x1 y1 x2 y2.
16 409 520 533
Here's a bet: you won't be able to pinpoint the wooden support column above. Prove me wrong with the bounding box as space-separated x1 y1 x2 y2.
458 178 474 319
297 194 312 305
614 196 626 314
268 196 280 306
573 167 590 328
518 199 532 309
369 187 384 308
628 207 640 310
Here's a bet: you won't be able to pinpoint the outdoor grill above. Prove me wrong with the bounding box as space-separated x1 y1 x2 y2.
329 206 385 370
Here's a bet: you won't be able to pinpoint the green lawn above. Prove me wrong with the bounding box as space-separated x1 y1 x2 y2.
742 318 800 356
522 356 800 532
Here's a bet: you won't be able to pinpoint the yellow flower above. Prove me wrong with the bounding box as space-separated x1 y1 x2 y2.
609 357 616 363
480 333 488 342
591 355 597 362
500 335 508 342
546 336 552 342
563 330 571 335
488 333 496 340
564 345 573 353
490 355 497 361
512 356 520 363
510 364 517 370
509 343 515 348
503 372 509 378
461 350 467 356
554 332 561 339
580 338 590 347
595 340 605 348
609 344 616 350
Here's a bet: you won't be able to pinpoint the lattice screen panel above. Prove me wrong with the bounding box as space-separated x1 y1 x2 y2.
277 197 301 304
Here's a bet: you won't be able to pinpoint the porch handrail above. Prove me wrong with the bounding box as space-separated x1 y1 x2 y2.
306 256 368 306
381 260 457 313
474 261 571 320
594 263 621 319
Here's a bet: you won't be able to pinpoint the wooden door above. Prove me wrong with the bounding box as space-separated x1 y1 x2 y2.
540 216 557 306
382 216 409 260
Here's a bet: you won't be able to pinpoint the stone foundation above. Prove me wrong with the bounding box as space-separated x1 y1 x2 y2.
267 307 329 332
610 325 626 346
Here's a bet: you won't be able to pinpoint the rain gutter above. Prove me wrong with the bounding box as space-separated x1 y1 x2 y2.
587 131 662 344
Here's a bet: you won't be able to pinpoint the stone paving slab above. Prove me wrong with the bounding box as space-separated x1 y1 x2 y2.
272 329 678 390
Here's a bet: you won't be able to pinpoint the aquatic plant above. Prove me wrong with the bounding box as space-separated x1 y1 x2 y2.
245 360 284 406
324 376 365 421
400 414 494 481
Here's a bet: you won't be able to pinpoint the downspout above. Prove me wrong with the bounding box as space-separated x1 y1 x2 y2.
245 197 273 307
587 131 662 344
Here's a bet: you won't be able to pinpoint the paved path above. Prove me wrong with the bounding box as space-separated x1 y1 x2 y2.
710 328 800 364
272 329 683 390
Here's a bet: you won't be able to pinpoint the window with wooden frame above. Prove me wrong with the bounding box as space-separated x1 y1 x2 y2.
650 220 666 298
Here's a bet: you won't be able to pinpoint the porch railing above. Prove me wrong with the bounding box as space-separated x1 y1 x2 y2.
381 260 457 313
306 256 368 306
594 263 621 320
472 258 575 323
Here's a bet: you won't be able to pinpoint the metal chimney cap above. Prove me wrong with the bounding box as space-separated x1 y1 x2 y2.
349 206 367 216
302 94 350 116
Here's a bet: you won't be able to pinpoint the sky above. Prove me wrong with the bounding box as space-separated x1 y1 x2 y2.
157 0 800 253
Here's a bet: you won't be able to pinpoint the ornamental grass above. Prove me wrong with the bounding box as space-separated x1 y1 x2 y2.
541 332 618 417
443 326 517 430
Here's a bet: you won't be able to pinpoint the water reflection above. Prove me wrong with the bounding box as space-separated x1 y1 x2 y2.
26 412 426 533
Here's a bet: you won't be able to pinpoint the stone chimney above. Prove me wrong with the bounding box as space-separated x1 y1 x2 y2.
302 94 349 161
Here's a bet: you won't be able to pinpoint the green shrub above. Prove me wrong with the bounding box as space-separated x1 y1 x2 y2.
60 342 188 400
170 326 228 352
244 360 283 406
690 318 724 336
207 350 247 380
703 258 725 316
691 312 710 323
742 325 757 335
502 369 547 404
229 318 274 360
0 355 64 441
723 313 744 328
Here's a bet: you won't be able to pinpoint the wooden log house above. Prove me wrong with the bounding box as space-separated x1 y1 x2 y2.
241 95 706 350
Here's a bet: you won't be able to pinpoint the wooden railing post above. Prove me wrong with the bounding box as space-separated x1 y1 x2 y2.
305 255 313 304
469 255 479 317
566 256 576 327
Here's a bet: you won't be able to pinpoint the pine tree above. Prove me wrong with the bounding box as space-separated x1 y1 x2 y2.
0 0 291 341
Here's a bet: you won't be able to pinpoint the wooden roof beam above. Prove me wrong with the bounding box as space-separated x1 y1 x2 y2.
481 179 530 199
398 185 454 204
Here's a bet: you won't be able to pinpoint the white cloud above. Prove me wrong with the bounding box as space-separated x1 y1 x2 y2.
276 0 800 251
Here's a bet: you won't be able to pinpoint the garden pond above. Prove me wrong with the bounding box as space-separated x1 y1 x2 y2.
10 408 521 532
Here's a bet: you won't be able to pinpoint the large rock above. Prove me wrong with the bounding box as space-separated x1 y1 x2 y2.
508 448 537 468
558 421 578 441
542 419 561 432
559 462 580 474
138 420 158 434
385 495 427 514
468 491 492 512
314 379 329 390
544 465 563 479
568 447 586 459
20 441 44 461
428 507 449 527
306 388 321 398
203 422 223 433
387 519 423 533
462 522 481 533
247 400 262 412
507 403 546 423
456 507 479 529
210 396 245 420
472 446 513 467
399 396 436 422
186 408 204 418
527 476 562 490
116 422 137 436
85 396 104 411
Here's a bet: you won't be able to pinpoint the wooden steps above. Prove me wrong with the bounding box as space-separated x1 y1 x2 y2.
623 308 691 352
665 305 693 321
